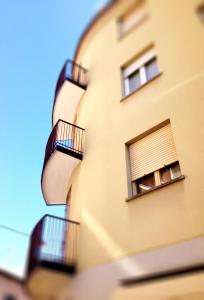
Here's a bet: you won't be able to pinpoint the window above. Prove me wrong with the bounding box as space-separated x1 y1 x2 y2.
128 123 183 197
197 4 204 23
122 48 160 97
118 1 147 37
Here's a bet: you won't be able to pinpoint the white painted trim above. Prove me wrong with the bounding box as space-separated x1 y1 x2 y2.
123 48 156 78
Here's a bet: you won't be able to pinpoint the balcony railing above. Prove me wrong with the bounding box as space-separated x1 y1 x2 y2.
43 119 85 169
55 59 88 98
27 215 79 276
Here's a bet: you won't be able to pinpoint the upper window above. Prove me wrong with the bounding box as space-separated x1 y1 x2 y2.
118 1 147 37
127 122 183 198
197 4 204 23
122 48 160 97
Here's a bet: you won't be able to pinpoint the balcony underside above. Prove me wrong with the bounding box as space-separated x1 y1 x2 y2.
27 265 73 300
112 273 204 300
53 80 85 127
42 149 80 205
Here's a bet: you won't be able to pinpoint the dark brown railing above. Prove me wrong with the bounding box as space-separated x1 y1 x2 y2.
43 119 85 170
27 214 79 276
55 59 88 98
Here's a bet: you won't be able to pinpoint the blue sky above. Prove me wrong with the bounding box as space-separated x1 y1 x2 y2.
0 0 108 277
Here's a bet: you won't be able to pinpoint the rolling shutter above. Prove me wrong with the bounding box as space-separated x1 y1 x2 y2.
129 124 178 181
119 4 146 37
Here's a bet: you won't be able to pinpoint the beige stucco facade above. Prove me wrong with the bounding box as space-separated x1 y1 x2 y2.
70 0 204 267
34 0 204 299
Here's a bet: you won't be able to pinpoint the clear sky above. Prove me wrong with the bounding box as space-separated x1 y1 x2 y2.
0 0 108 277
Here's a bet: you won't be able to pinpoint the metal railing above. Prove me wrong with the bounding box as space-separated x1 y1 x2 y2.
55 59 88 98
27 214 79 276
43 119 85 169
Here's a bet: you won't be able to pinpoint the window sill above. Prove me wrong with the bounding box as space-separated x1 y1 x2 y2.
126 175 185 202
120 72 163 102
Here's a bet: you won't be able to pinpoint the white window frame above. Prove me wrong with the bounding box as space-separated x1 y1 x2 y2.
123 48 159 96
131 161 182 196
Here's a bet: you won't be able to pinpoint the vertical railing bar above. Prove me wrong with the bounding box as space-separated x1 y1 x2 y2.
66 122 68 149
49 217 52 259
53 217 55 261
62 219 66 263
75 128 77 153
77 127 80 152
79 128 81 153
53 217 56 261
64 220 68 263
80 130 83 153
74 127 76 152
56 122 59 148
63 121 65 148
57 218 60 261
58 120 60 147
68 123 71 150
73 224 77 263
68 123 70 150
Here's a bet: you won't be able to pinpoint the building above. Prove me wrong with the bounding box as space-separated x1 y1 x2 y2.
0 269 30 300
26 0 204 299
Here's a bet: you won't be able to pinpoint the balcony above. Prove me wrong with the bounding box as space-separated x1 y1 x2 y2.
26 215 79 299
42 119 85 205
52 59 88 126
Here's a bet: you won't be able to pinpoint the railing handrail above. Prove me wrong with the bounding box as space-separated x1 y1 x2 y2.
30 215 80 237
66 59 88 73
56 119 85 131
44 214 80 225
55 59 87 97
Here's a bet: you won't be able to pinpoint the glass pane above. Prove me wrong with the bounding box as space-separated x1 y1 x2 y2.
160 162 181 183
145 58 159 81
128 70 141 93
171 162 181 179
160 166 171 184
136 173 155 194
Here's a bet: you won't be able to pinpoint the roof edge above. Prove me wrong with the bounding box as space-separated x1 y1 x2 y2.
0 269 25 284
73 0 118 63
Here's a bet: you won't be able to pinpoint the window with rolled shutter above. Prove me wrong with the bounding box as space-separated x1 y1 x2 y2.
129 123 178 182
118 1 147 37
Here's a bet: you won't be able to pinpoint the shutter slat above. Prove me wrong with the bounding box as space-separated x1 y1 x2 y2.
129 124 178 180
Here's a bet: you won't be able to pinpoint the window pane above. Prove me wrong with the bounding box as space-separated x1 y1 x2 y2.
160 166 171 184
170 162 181 179
160 162 181 184
145 58 159 81
136 173 155 194
128 70 141 93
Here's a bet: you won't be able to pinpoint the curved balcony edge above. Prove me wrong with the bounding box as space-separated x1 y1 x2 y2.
52 59 88 127
26 214 80 299
41 119 85 206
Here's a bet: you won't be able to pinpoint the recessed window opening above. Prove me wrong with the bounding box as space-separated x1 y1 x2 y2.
128 123 182 197
118 1 147 37
122 48 160 97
